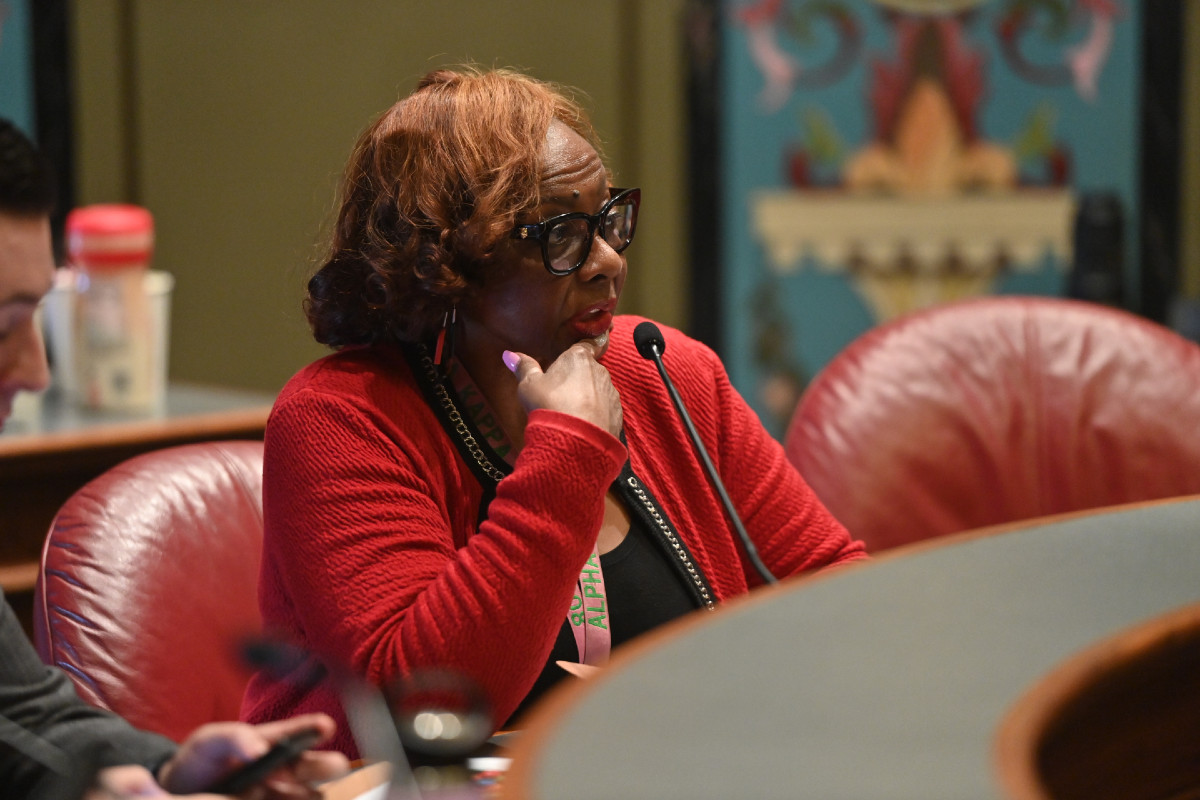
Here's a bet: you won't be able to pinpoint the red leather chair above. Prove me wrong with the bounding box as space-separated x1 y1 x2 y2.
33 440 264 742
785 296 1200 552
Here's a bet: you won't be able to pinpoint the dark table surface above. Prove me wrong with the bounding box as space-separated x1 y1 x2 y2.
508 497 1200 800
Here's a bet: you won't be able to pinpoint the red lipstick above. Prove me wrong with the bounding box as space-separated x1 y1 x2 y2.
569 300 616 339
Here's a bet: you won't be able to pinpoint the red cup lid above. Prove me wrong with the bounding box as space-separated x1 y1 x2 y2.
66 204 153 235
66 204 154 268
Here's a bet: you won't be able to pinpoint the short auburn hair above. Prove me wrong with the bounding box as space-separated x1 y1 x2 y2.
306 66 605 347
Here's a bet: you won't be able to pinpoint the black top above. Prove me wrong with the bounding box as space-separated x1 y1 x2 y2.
505 514 700 727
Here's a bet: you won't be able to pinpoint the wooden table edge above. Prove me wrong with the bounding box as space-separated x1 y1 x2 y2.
0 405 272 459
993 600 1200 800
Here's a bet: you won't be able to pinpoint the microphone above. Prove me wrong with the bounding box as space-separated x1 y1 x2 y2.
240 638 422 800
241 638 494 799
633 322 776 584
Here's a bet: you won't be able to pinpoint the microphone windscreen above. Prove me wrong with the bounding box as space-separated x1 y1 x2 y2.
240 637 327 689
634 321 666 360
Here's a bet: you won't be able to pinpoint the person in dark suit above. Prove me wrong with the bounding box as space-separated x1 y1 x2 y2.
0 118 349 798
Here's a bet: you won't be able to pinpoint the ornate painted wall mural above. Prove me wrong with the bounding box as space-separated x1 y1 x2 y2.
719 0 1137 434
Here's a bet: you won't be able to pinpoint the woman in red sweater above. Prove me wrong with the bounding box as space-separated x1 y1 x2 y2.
241 66 866 757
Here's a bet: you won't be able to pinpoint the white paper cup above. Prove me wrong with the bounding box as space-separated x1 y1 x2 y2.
42 268 79 400
145 269 174 410
42 267 174 411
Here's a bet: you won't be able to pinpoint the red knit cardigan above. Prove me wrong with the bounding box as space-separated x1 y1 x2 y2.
241 315 865 756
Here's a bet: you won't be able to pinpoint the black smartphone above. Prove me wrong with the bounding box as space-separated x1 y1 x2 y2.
204 727 324 795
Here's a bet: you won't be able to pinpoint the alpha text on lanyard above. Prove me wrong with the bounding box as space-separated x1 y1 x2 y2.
568 546 610 665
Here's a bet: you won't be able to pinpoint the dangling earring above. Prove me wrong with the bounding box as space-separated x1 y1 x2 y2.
434 306 457 367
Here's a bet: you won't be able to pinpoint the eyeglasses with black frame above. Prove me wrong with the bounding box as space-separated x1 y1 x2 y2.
510 187 641 276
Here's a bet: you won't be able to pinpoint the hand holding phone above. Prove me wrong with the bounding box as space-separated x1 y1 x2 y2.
204 727 324 795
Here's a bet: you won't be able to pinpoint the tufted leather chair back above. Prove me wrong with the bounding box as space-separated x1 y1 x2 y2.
785 297 1200 552
34 440 265 742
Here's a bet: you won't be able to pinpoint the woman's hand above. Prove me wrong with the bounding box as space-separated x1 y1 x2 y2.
503 342 622 438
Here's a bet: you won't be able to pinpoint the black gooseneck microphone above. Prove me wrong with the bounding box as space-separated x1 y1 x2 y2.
633 322 777 584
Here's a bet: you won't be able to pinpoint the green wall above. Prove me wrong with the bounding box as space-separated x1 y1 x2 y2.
72 1 689 392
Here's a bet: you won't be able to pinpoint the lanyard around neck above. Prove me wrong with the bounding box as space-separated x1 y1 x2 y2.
444 356 611 666
569 546 611 665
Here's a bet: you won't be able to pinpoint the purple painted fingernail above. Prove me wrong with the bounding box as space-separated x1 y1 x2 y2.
502 350 520 373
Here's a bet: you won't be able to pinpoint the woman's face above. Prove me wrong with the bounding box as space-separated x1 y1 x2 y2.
458 121 627 371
